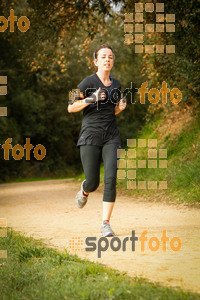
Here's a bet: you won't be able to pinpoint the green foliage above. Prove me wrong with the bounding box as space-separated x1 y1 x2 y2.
166 115 200 202
0 0 199 184
0 0 123 181
116 108 200 204
124 0 200 104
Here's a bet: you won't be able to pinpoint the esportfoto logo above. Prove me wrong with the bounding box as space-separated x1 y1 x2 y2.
69 230 181 258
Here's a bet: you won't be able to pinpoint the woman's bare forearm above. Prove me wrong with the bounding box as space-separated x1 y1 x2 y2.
68 98 92 113
68 87 103 113
115 98 127 115
114 105 121 115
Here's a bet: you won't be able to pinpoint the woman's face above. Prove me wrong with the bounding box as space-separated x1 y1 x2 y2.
95 48 114 72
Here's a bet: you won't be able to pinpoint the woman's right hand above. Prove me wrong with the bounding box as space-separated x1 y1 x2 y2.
92 87 106 102
68 87 106 113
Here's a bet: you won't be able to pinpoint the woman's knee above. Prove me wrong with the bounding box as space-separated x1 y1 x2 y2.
84 178 100 192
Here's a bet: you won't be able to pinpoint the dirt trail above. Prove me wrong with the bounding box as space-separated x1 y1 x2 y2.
0 179 199 294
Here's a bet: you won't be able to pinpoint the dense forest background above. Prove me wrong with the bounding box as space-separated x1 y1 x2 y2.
0 0 199 182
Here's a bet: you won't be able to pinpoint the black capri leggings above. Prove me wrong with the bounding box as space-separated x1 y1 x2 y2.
80 143 120 202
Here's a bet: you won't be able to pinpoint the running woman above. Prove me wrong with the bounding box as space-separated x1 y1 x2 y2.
68 44 126 237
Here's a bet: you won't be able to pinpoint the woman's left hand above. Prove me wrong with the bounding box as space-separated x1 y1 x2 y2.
118 98 127 111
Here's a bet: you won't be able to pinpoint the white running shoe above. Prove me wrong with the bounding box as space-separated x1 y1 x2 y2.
75 180 89 208
101 221 115 237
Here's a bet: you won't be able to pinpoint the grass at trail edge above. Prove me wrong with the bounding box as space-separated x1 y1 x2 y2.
0 229 199 300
